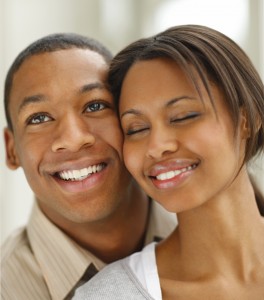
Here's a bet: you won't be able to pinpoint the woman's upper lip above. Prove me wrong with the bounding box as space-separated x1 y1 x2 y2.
147 159 200 177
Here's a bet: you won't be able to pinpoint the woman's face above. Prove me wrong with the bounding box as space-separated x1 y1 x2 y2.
119 58 247 213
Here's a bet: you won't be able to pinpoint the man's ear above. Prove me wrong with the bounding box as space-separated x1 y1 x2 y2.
4 127 21 170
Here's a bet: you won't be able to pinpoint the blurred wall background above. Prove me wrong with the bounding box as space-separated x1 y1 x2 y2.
1 0 264 244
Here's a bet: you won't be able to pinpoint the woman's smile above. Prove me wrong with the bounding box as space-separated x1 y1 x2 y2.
149 162 198 190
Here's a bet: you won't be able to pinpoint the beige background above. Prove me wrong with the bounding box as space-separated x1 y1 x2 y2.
1 0 264 244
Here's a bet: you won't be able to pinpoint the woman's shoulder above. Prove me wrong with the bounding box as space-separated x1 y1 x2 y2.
249 170 264 216
73 257 155 300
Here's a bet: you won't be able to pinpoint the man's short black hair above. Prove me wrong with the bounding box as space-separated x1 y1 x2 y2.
4 33 113 130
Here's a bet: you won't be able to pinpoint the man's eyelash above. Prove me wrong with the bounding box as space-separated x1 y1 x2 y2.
84 100 111 112
26 113 52 125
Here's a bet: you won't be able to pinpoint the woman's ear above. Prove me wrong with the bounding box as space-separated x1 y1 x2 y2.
239 108 251 139
240 108 261 139
4 128 21 170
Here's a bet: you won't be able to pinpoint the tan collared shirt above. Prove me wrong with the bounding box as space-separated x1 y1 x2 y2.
1 201 177 300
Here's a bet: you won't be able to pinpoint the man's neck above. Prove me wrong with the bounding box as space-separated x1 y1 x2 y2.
40 184 150 263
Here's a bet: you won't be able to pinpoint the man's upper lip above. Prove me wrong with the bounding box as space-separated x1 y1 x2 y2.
147 159 199 177
46 158 109 175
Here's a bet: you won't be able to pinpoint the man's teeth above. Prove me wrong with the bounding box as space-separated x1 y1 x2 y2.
156 165 195 181
59 164 104 181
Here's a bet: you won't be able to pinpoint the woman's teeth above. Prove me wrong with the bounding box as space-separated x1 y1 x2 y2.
58 164 105 181
156 165 196 181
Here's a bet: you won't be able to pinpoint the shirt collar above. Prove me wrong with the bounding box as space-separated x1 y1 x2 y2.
27 203 105 300
144 199 177 245
27 199 177 299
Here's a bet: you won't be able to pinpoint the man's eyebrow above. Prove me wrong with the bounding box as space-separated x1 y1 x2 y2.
79 82 110 94
18 82 110 113
120 96 195 118
18 94 46 113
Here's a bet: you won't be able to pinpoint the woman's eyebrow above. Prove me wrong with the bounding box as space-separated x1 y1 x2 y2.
120 108 142 119
166 96 196 107
120 96 196 119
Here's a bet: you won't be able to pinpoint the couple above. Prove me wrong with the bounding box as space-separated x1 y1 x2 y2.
2 25 264 299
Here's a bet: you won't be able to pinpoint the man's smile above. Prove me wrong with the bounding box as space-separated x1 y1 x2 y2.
56 163 106 181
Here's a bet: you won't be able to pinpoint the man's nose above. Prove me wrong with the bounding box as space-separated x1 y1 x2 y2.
146 126 179 159
51 114 95 152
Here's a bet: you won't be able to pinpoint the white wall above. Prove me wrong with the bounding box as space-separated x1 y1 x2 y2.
1 0 264 244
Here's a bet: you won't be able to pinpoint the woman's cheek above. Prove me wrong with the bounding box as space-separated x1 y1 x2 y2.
123 142 140 177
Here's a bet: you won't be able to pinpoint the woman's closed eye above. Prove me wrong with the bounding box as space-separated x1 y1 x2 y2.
171 112 201 123
122 120 150 136
126 126 150 136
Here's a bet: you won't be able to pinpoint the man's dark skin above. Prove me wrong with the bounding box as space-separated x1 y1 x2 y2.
4 48 149 262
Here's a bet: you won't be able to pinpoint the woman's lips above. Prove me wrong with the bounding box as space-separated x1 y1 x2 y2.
153 164 198 181
148 162 199 189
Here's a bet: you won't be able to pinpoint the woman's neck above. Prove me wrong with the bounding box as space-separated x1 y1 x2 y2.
157 171 264 282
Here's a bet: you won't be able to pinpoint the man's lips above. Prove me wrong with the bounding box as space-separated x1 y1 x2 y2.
54 163 106 181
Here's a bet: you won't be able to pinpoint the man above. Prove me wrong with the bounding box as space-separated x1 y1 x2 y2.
1 33 177 300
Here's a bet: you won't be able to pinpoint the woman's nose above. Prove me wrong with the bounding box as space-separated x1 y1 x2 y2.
146 126 179 159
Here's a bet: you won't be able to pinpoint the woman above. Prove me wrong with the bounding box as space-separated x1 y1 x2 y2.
74 25 264 299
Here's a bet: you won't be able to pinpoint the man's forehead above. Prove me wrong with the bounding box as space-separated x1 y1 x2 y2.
9 49 109 111
12 49 108 89
17 48 107 71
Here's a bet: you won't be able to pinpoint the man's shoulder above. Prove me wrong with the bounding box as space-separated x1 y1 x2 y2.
1 227 29 263
1 226 50 300
73 260 153 300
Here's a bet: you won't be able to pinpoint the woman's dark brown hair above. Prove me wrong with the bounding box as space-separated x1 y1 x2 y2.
109 24 264 162
109 24 264 214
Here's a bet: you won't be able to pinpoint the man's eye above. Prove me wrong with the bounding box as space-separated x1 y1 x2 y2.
85 101 108 112
27 113 52 125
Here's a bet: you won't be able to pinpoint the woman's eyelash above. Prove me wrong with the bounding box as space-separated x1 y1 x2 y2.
171 112 200 122
125 113 200 135
124 110 201 136
126 127 149 136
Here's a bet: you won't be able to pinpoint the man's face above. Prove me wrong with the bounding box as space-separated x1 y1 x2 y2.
4 48 132 225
